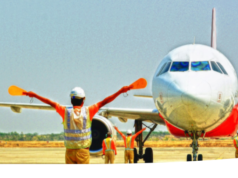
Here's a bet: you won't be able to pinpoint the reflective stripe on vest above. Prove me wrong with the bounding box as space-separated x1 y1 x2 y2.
64 128 91 134
125 136 133 150
63 106 92 149
64 135 91 141
104 138 113 152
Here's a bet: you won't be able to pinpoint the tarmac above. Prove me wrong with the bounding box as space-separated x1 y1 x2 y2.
0 147 236 164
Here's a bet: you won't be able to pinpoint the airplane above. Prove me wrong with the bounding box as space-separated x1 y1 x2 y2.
0 8 238 162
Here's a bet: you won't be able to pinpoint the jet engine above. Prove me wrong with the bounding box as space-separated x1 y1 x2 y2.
89 114 117 155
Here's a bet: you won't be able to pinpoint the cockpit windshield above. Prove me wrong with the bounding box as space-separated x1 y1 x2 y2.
191 61 211 71
216 62 228 75
156 62 171 76
170 62 189 72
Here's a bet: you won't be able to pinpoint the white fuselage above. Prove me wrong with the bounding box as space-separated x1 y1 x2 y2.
152 44 238 132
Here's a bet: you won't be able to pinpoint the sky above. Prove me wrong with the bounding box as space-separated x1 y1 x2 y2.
0 0 238 134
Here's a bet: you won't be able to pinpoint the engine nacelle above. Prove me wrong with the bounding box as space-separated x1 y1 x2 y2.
89 114 117 155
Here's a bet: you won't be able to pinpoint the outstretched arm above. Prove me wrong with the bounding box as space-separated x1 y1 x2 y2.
112 140 117 155
23 91 57 108
102 140 106 155
96 86 131 109
133 128 146 138
114 126 125 139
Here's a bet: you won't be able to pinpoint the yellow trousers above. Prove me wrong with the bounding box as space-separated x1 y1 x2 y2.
125 150 134 163
235 149 238 158
105 151 115 164
65 148 90 164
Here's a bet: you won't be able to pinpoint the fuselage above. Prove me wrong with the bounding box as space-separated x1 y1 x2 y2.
152 44 238 134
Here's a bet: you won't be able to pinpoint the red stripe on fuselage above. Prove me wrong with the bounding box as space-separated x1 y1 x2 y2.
159 113 186 137
205 104 238 137
159 104 238 138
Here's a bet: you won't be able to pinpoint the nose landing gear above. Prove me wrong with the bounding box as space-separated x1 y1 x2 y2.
134 120 157 163
185 130 204 161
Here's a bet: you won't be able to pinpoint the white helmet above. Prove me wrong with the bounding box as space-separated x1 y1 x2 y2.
127 129 132 134
70 87 86 99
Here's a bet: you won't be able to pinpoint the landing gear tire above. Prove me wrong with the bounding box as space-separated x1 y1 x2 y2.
134 148 138 163
187 154 192 161
143 148 153 163
198 154 203 161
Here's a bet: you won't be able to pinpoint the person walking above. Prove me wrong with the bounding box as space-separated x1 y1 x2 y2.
114 126 146 163
23 86 131 164
102 132 117 164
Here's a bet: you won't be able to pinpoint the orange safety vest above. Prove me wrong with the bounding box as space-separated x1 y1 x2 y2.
63 106 92 149
125 136 133 150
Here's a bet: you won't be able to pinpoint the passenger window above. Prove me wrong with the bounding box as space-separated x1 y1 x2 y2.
170 62 189 72
156 62 171 76
191 61 211 71
216 62 228 75
211 61 222 74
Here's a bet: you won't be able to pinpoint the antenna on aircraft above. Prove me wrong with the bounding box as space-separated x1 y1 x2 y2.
211 8 216 49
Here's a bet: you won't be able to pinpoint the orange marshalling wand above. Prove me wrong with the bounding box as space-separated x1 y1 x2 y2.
129 78 147 90
8 85 27 96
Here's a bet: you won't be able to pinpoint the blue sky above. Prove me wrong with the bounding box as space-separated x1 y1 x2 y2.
0 0 238 134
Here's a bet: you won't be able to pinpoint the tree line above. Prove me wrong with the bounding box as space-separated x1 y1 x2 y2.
0 131 170 141
0 132 64 141
116 131 170 140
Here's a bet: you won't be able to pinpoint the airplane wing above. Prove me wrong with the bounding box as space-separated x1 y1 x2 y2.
99 107 165 125
0 102 55 112
0 102 165 125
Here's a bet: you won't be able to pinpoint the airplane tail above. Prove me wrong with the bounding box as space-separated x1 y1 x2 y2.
211 8 216 49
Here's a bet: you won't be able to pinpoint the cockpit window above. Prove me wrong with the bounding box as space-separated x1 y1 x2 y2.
191 61 211 71
160 62 171 75
170 62 189 72
211 61 222 74
156 62 171 76
156 63 166 77
216 62 228 75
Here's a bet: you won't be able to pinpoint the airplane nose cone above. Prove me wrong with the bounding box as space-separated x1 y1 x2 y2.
158 77 213 130
181 80 211 114
181 93 192 105
181 81 211 105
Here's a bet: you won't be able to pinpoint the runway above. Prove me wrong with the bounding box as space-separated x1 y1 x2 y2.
0 147 236 164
